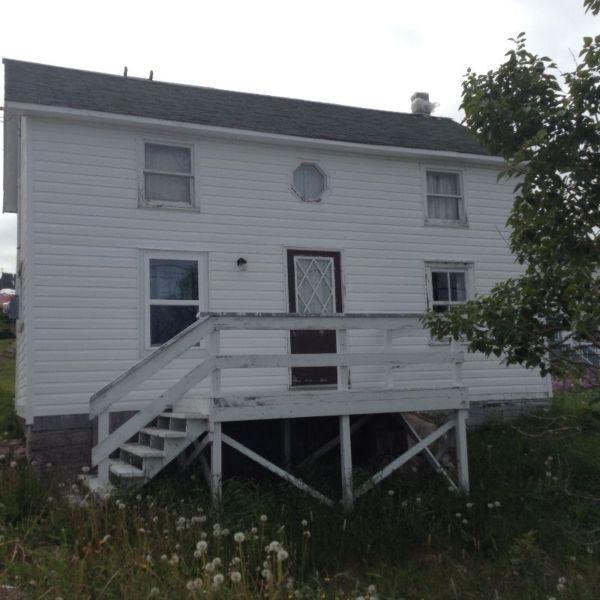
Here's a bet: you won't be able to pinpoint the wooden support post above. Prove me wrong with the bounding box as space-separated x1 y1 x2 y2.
455 409 470 494
97 411 110 486
339 415 353 511
450 338 463 387
384 329 394 388
282 419 292 470
211 423 222 507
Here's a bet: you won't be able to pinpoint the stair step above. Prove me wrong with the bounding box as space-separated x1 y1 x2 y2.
140 427 187 438
121 443 164 458
160 412 208 420
110 460 145 478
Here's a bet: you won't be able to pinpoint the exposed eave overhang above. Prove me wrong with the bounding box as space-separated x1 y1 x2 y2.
5 101 505 168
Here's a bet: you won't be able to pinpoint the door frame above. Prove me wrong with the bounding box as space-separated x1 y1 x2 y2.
285 248 344 388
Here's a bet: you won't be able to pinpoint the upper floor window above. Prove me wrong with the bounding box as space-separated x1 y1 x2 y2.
142 142 194 208
425 170 466 224
292 163 327 202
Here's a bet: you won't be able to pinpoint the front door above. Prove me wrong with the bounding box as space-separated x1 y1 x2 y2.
287 250 343 387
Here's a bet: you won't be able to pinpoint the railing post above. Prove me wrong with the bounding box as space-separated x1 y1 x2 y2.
209 328 221 397
384 328 394 389
450 338 463 387
97 411 110 486
336 328 353 510
455 408 470 494
337 328 349 390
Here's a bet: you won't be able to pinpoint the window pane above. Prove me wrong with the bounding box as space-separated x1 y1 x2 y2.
295 257 335 314
450 272 467 301
150 305 198 346
427 196 460 220
145 173 191 204
150 259 198 300
431 271 449 302
432 305 448 313
145 144 191 173
426 171 460 195
293 164 325 200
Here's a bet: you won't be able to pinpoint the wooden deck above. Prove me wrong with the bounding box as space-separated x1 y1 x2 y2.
88 312 470 509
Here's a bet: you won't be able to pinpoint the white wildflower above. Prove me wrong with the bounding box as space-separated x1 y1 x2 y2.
186 580 196 591
212 557 222 567
204 562 215 574
231 571 242 583
494 501 501 507
260 514 268 522
303 530 311 538
301 519 308 527
251 526 258 534
261 568 272 580
267 541 281 553
213 574 224 586
388 489 395 496
277 549 289 562
234 531 245 543
10 461 17 468
196 540 208 553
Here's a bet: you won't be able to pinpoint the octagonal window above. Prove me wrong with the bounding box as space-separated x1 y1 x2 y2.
292 163 326 202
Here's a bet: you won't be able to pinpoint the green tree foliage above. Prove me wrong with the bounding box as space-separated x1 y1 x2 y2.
423 3 599 379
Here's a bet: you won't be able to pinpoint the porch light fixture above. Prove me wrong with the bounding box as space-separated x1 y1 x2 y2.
236 257 248 271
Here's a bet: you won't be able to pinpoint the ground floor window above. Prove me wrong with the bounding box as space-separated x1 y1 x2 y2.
143 252 207 348
425 261 473 313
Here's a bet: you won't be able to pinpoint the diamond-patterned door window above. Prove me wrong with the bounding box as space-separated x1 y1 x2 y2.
294 257 335 314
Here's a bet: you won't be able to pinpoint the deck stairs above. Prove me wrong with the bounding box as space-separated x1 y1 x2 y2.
101 411 208 486
84 313 470 507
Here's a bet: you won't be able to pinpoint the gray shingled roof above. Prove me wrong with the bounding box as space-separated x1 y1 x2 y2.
3 59 487 156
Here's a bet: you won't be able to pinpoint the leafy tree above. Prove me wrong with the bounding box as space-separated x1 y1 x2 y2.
423 1 599 381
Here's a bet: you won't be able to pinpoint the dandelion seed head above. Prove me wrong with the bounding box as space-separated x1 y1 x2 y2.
231 571 242 583
301 519 308 527
277 549 289 562
260 514 268 522
213 574 224 586
234 531 245 543
196 540 208 553
261 568 272 580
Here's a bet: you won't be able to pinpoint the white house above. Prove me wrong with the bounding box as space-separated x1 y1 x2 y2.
2 59 551 506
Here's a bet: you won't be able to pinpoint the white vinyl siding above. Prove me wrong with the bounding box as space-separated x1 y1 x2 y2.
19 117 550 418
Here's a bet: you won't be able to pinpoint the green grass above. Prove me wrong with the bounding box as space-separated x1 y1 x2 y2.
0 336 20 438
0 344 599 598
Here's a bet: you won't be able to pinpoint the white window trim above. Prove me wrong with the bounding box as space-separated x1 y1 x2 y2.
137 137 199 210
290 161 330 203
140 250 208 354
421 166 468 227
425 261 474 345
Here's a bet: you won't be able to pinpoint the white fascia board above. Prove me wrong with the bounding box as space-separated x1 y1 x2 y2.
5 101 505 168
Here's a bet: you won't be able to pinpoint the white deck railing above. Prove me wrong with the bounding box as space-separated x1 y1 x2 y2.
90 312 465 483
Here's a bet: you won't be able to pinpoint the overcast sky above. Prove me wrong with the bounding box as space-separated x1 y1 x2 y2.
0 0 595 275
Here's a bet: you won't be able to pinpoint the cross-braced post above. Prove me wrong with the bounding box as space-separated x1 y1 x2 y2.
455 409 469 493
339 415 353 511
211 423 222 507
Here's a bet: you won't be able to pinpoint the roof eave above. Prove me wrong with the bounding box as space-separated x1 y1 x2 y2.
5 100 504 167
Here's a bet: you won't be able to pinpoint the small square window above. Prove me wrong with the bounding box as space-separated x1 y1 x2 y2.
425 170 465 224
143 143 193 207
